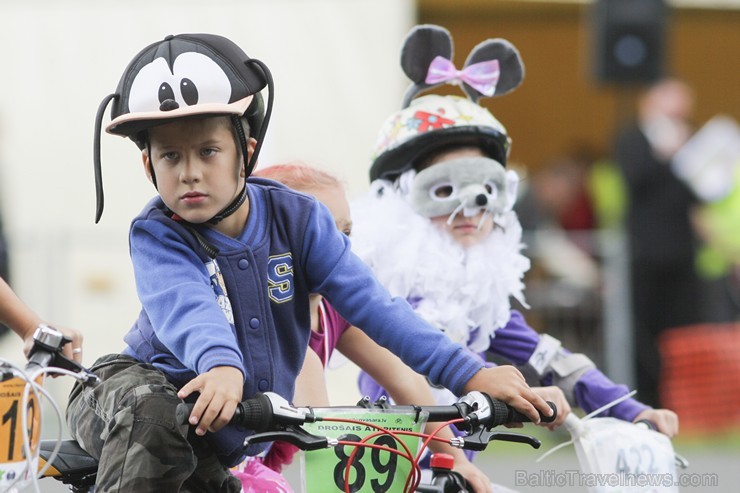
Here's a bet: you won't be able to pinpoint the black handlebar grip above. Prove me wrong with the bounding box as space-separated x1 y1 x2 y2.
488 398 518 427
489 399 557 426
540 401 558 423
177 393 274 430
232 393 274 431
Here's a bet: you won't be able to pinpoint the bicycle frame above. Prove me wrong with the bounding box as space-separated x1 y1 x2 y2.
9 329 555 493
242 393 551 493
39 393 548 493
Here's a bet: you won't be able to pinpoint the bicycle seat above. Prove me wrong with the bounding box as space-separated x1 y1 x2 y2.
39 439 98 487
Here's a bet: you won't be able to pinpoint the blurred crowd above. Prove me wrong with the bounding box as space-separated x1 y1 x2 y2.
513 77 740 416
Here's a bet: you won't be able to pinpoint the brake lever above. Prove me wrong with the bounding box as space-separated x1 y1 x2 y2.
675 452 690 469
453 427 542 451
243 424 332 451
27 325 100 386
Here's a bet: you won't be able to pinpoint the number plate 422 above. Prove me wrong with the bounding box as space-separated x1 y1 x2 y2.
571 417 678 493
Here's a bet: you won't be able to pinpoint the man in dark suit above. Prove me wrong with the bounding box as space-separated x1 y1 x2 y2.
614 77 703 407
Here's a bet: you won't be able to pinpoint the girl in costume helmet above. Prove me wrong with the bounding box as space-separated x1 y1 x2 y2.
351 25 679 483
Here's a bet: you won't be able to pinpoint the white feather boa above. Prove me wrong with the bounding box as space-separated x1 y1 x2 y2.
350 181 530 353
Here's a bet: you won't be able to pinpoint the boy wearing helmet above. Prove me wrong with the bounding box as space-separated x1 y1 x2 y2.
66 33 553 492
352 25 679 462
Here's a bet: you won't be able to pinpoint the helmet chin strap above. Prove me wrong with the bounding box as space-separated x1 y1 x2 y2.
208 115 249 225
146 139 158 189
209 59 274 225
208 181 248 225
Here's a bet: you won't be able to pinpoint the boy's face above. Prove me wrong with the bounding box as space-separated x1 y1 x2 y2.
422 147 495 249
143 117 254 231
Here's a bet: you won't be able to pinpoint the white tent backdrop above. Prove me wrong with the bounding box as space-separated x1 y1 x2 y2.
0 0 413 404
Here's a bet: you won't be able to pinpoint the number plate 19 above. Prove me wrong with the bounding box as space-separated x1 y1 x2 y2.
0 375 41 486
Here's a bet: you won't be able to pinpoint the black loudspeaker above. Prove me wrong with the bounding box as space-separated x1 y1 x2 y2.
591 0 668 84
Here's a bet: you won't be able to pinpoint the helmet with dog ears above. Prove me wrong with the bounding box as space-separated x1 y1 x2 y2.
93 33 274 223
369 24 524 183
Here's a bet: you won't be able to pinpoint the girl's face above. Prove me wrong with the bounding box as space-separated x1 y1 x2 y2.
430 210 494 248
144 117 254 236
307 184 352 237
423 147 495 249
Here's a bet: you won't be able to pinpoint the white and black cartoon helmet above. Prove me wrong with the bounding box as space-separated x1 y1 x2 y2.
369 25 525 183
93 33 273 223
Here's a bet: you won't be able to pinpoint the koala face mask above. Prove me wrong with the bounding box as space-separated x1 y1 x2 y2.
408 156 519 227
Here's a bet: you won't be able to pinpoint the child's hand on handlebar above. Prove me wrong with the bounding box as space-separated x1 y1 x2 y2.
532 386 570 430
23 325 85 364
178 366 244 436
462 365 554 425
633 408 679 438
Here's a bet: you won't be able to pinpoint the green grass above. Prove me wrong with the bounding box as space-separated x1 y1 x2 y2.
672 428 740 451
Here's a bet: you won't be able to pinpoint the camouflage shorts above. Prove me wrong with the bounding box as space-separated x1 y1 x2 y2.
66 354 241 493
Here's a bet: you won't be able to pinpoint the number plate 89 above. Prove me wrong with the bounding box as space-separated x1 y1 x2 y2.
301 410 427 493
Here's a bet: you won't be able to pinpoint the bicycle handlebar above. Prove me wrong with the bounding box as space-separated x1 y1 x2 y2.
179 392 556 430
25 325 99 386
177 391 557 452
175 392 290 432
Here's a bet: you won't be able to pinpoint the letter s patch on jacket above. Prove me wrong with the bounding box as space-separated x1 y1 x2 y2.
267 253 294 303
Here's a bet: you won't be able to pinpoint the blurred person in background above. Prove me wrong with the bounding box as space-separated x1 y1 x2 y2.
613 77 703 408
0 205 9 338
0 117 10 338
0 119 84 359
516 153 601 292
0 276 84 362
517 152 597 235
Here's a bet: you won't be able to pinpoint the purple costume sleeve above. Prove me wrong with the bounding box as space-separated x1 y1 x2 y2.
574 369 649 421
487 310 540 365
491 311 650 420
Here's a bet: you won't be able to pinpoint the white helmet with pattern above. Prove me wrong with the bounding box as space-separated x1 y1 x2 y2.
369 24 524 182
370 94 511 182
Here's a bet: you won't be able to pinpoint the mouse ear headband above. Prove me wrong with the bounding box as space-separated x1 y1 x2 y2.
368 25 524 183
400 24 525 108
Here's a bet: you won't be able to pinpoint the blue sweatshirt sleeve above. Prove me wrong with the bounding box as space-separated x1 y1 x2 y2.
130 218 244 377
299 201 483 395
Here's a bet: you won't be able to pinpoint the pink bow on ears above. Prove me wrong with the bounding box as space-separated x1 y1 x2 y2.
425 56 501 97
